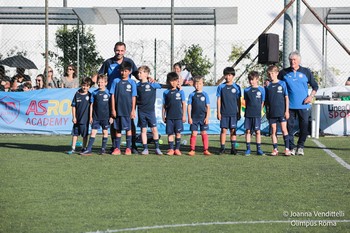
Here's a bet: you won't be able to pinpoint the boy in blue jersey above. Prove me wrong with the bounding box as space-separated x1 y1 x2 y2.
278 51 318 155
187 76 211 156
67 77 92 154
243 71 265 156
216 67 241 155
110 61 137 155
81 75 113 156
136 65 163 155
162 72 186 156
265 65 291 156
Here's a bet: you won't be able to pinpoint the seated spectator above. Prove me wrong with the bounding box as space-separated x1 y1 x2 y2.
16 67 31 82
22 82 33 91
61 64 79 88
0 76 11 92
44 66 60 88
34 74 45 90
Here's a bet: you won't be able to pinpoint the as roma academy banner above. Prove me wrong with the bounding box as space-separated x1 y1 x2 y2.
0 87 269 135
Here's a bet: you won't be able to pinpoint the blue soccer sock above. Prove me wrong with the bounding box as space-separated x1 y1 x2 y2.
246 143 251 150
115 136 121 149
126 135 132 149
154 139 159 149
231 140 236 149
102 137 108 150
87 137 95 151
283 135 290 149
175 138 181 150
169 141 174 150
257 143 262 151
273 143 278 149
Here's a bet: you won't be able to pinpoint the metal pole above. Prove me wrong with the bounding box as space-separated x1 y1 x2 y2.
170 0 174 69
283 0 294 68
213 9 217 84
296 0 300 51
45 0 49 87
77 21 80 79
154 38 157 80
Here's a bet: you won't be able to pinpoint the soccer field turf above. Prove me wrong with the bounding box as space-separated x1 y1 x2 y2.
0 134 349 233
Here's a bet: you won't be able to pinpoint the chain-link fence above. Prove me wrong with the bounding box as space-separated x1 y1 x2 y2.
1 0 349 88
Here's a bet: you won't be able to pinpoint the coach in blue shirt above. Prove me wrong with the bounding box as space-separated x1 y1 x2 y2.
278 51 318 156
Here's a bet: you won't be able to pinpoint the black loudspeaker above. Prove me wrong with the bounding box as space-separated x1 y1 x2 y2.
258 33 279 64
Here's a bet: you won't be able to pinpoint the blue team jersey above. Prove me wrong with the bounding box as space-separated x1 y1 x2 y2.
244 86 265 118
136 81 162 113
187 91 210 121
265 81 288 118
71 89 91 124
98 56 138 91
110 78 137 116
90 89 111 121
163 89 186 120
216 83 241 117
278 66 318 109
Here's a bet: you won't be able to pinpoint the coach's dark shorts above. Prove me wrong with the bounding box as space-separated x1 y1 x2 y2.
190 119 209 132
269 116 287 125
91 119 110 130
166 119 183 135
114 116 132 131
244 117 261 131
72 123 89 137
220 116 237 130
137 111 157 128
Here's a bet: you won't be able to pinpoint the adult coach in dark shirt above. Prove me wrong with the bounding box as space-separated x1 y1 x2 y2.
278 51 318 156
99 41 139 153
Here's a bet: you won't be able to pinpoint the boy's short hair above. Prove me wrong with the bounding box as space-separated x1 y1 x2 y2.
23 82 32 89
120 61 132 71
166 72 179 85
267 65 279 73
97 74 107 82
223 67 235 76
192 76 203 84
248 71 260 81
138 65 150 74
81 77 92 87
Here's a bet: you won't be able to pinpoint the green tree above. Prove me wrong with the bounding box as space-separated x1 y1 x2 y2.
182 44 213 80
44 26 103 78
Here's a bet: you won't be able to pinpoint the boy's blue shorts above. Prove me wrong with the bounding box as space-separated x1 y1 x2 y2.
72 123 89 137
244 117 261 131
91 119 110 130
190 119 209 132
166 119 183 135
114 116 131 132
137 111 157 128
220 116 237 130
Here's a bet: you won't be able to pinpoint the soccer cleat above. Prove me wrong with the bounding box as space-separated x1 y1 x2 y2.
284 149 291 156
257 149 265 156
188 150 196 156
124 148 132 155
155 148 163 155
66 149 75 155
80 150 92 156
132 147 140 154
174 149 182 156
203 150 212 156
245 149 251 156
167 149 174 156
271 148 279 156
141 149 149 155
297 148 304 156
111 148 121 155
231 148 237 155
80 148 87 153
218 148 225 155
98 148 106 155
109 147 115 154
290 148 297 156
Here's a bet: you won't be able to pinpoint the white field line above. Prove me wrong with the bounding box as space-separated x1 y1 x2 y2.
86 220 350 233
312 139 350 170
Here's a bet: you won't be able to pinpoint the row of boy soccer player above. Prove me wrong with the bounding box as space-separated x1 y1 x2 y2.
67 62 291 156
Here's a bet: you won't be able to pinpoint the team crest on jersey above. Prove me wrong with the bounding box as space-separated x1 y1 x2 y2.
126 84 131 92
277 86 283 93
299 74 303 78
85 96 90 101
256 91 261 98
176 92 181 100
145 84 151 91
103 94 109 101
200 96 205 101
231 88 236 93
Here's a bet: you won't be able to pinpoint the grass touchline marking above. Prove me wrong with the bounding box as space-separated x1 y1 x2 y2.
313 139 350 170
86 220 350 233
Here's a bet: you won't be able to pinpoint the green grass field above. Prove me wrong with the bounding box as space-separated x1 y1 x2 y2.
0 134 349 233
